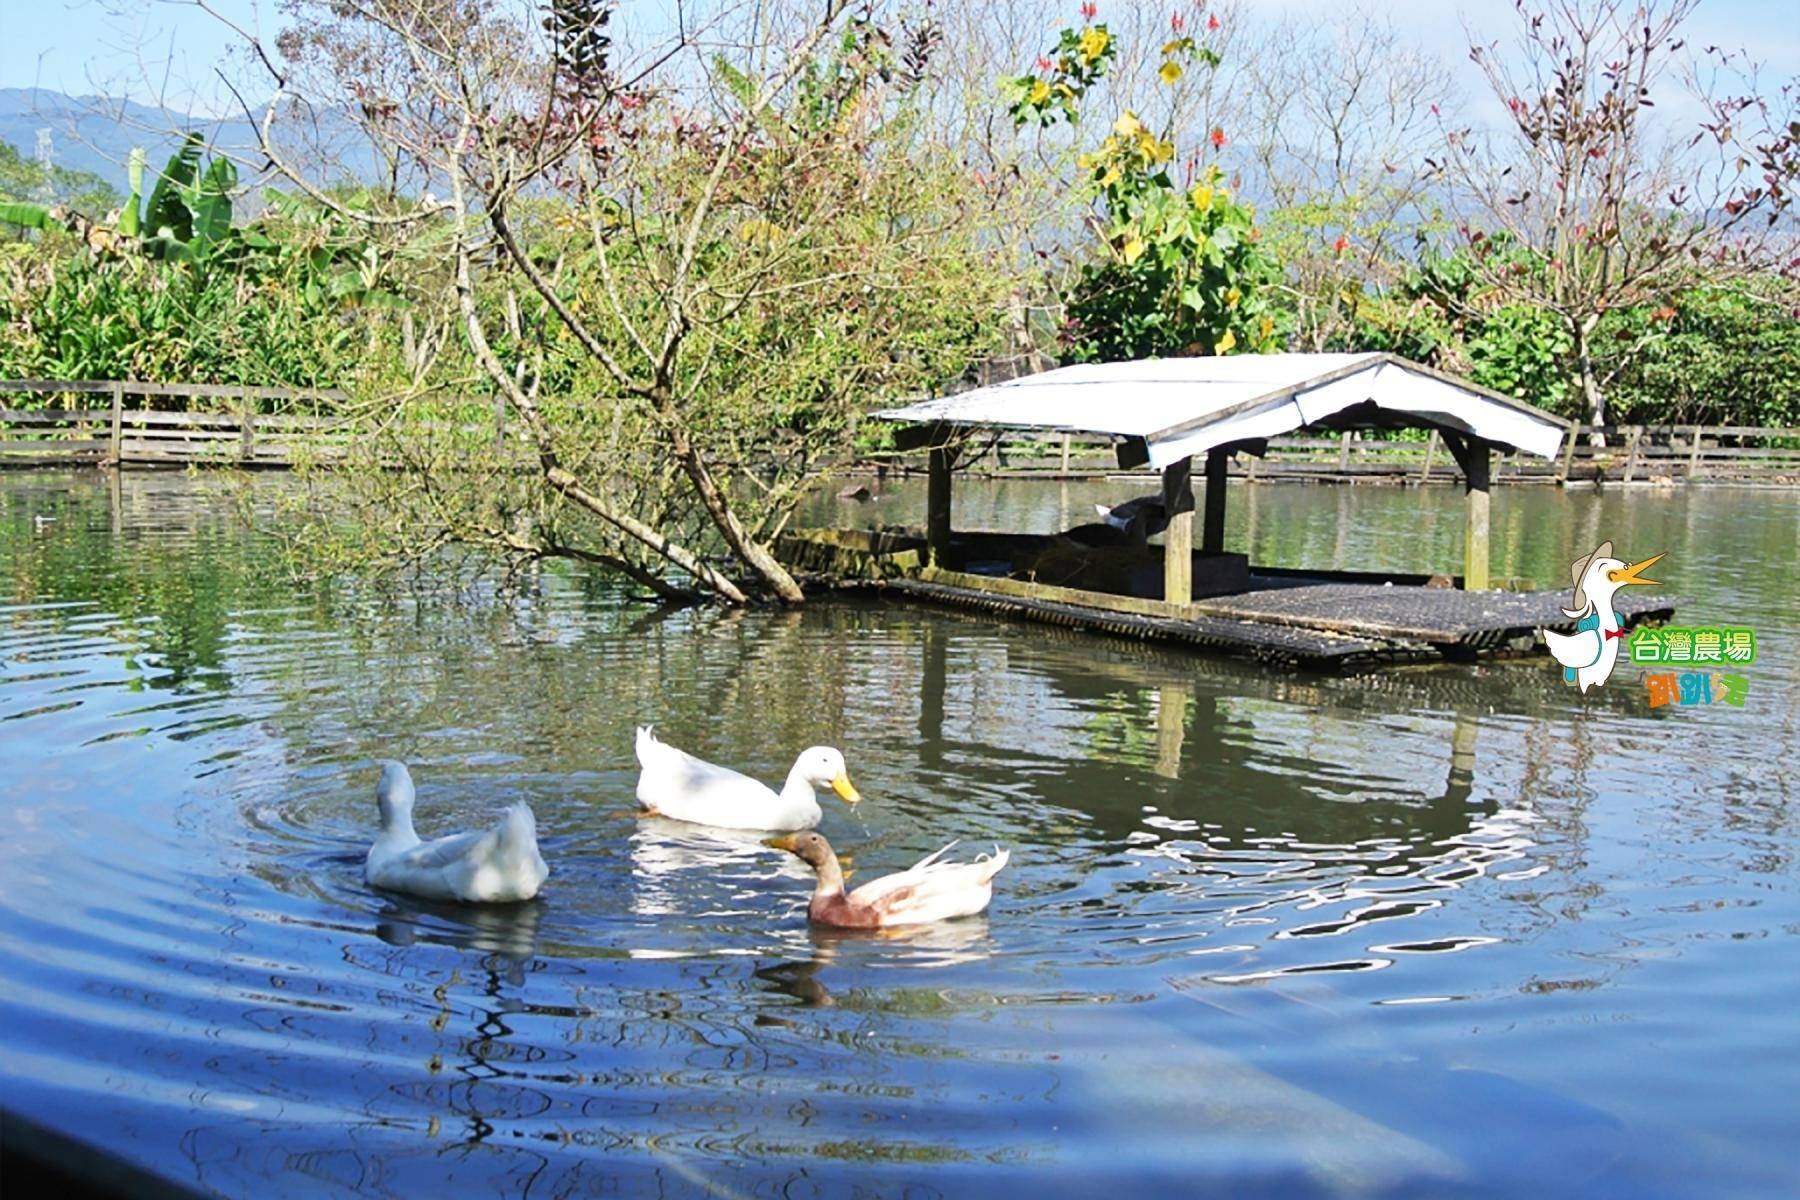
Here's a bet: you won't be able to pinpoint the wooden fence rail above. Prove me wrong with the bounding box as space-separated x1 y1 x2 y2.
948 421 1800 485
0 378 498 469
3 379 1798 482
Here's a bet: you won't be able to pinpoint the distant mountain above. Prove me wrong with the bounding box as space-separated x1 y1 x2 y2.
0 88 261 192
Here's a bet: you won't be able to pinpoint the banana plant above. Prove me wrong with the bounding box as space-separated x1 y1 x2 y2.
131 135 237 263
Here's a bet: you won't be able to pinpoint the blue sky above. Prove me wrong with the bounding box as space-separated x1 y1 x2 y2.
7 0 1798 111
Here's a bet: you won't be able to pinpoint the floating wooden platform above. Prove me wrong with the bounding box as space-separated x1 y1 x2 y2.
777 527 1679 672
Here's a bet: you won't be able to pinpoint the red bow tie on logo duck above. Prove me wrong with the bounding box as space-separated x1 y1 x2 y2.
1604 628 1626 641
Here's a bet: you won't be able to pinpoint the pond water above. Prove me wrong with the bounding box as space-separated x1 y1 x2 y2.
1 471 1795 1198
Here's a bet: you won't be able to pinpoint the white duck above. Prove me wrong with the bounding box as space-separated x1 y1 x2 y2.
1544 541 1662 692
364 761 549 903
766 831 1010 928
634 727 860 831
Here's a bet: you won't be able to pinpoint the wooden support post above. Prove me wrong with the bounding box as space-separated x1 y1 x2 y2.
1688 425 1703 480
1463 440 1490 591
1202 447 1227 554
1623 425 1642 482
108 380 123 466
1059 433 1071 474
1419 430 1439 484
927 444 954 567
1559 421 1580 483
1337 430 1352 472
1246 452 1258 483
1162 457 1194 605
239 386 255 463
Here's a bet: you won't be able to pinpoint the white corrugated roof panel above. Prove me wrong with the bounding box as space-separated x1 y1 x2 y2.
874 352 1567 467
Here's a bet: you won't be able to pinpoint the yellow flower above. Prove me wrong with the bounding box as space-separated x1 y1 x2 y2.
1217 329 1238 353
1099 166 1121 187
1260 316 1275 341
1153 139 1175 164
1122 237 1146 264
1079 27 1110 64
1112 111 1144 138
1159 61 1182 85
1030 79 1050 105
738 218 784 246
1190 184 1213 211
1226 287 1240 308
1076 152 1096 170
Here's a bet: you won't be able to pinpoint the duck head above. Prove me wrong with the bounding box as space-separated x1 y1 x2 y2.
793 747 860 805
376 761 416 827
1568 542 1663 614
764 829 836 867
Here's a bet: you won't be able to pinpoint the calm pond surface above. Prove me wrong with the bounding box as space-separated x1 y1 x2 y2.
1 471 1795 1198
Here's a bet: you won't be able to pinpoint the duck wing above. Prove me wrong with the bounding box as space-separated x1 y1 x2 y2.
849 843 1010 926
373 805 547 903
634 726 780 823
1545 626 1601 670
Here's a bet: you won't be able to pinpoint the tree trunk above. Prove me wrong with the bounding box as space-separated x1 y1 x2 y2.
1574 314 1607 448
657 392 806 604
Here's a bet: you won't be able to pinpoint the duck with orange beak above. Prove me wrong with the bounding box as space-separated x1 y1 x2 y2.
633 727 861 831
1545 542 1664 692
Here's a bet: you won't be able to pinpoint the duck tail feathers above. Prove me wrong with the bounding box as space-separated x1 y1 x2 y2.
978 846 1011 883
912 839 959 872
635 725 659 765
496 803 538 855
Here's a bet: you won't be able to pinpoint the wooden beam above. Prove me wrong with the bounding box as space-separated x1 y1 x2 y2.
1162 457 1194 605
1558 422 1580 483
108 380 123 466
891 421 960 453
1202 447 1228 553
1418 429 1438 484
1461 438 1491 591
927 445 954 567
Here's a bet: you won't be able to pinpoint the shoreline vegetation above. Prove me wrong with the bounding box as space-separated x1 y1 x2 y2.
1 1 1795 604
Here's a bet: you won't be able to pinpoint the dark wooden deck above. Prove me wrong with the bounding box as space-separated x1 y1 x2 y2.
1199 579 1677 652
776 527 1680 671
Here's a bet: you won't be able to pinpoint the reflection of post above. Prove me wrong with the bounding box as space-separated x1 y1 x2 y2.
1154 684 1191 779
1446 712 1478 803
919 623 948 770
107 466 122 535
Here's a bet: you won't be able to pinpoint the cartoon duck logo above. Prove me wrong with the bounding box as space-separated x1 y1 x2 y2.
1544 541 1663 692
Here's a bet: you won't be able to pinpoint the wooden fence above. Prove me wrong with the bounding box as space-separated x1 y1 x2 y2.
0 379 504 469
949 423 1800 485
3 379 1797 483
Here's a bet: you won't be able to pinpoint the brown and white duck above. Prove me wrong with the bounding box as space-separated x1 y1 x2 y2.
764 831 1010 928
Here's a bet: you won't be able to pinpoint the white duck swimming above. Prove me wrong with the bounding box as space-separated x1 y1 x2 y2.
364 761 549 903
766 831 1010 928
1544 541 1663 692
633 726 860 831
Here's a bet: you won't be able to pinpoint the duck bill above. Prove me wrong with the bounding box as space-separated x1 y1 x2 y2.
763 835 799 852
830 774 861 805
1611 553 1664 587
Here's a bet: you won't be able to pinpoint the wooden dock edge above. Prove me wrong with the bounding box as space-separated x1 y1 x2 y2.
775 528 1680 673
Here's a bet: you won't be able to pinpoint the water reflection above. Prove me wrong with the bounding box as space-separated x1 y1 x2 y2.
2 472 1796 1199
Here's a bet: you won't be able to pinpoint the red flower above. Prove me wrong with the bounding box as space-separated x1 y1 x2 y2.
1209 127 1227 149
1170 12 1184 31
1207 13 1220 30
1037 56 1054 71
1080 2 1098 18
1333 236 1349 253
